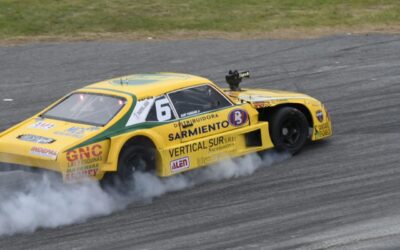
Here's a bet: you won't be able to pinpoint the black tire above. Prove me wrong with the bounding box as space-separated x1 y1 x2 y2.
270 107 309 155
100 145 155 190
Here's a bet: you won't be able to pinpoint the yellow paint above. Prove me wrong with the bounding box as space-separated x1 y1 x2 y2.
0 73 332 182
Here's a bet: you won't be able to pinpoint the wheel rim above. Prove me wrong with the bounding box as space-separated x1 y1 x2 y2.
281 118 301 147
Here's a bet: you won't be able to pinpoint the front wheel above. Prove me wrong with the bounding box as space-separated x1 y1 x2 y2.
270 107 309 155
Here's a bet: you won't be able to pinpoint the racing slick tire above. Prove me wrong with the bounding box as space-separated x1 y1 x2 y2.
270 107 309 155
100 145 156 191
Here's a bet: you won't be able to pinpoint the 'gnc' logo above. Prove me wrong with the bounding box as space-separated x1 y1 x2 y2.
67 144 102 162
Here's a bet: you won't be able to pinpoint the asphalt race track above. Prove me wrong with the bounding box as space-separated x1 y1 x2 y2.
1 34 400 249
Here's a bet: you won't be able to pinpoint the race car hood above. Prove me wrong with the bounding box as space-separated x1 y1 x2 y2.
0 117 101 170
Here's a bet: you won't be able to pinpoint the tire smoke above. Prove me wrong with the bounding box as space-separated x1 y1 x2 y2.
0 151 290 236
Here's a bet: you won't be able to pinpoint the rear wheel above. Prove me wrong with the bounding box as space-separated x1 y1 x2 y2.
270 107 309 155
100 145 155 190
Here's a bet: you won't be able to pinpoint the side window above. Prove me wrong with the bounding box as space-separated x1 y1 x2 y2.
146 96 175 122
168 85 232 118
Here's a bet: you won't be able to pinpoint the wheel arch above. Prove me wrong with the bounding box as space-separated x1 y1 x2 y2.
257 103 314 129
100 134 159 187
121 135 157 150
118 135 159 172
104 131 163 173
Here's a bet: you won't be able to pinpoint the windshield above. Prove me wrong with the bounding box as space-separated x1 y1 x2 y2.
42 93 126 126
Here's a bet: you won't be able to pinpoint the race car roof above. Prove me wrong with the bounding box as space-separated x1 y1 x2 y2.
82 73 213 98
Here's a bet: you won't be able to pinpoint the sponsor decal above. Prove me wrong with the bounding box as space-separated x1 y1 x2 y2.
29 121 54 130
316 110 324 122
65 163 99 181
170 157 190 172
239 94 303 103
228 109 248 127
168 121 229 141
196 139 236 166
169 141 207 157
252 101 272 108
197 152 233 166
54 126 99 139
18 134 55 144
315 123 331 139
181 110 200 118
173 113 219 128
126 98 155 126
30 146 57 159
66 144 103 167
137 96 154 101
208 136 236 152
169 136 237 157
239 94 272 102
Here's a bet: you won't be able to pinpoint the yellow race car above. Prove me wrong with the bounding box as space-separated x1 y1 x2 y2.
0 71 332 184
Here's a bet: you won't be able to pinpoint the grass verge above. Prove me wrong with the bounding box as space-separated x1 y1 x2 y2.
1 0 400 42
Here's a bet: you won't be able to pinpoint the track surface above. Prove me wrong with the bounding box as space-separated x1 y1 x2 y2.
1 34 400 249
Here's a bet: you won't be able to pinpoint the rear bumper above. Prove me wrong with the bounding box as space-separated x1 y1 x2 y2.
0 151 106 183
0 139 111 182
0 151 63 173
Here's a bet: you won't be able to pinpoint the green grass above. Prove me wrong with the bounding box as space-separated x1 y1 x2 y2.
0 0 400 39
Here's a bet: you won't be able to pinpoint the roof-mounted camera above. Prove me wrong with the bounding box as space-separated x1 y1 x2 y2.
225 70 250 91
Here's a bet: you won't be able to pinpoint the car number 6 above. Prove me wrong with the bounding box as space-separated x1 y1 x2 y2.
155 98 172 121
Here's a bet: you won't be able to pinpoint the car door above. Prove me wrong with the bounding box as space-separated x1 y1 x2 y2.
167 84 250 143
163 84 256 172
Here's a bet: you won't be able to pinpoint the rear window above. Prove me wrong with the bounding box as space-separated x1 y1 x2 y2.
42 93 126 126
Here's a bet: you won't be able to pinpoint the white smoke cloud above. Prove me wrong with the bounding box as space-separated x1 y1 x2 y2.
131 151 290 200
0 174 127 236
0 150 290 236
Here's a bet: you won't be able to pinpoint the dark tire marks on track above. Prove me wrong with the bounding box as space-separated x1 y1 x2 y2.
1 34 400 249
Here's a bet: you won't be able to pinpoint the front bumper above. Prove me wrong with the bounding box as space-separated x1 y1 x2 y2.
311 107 333 141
